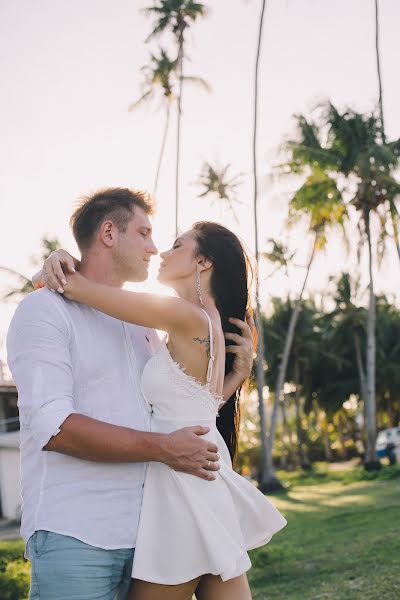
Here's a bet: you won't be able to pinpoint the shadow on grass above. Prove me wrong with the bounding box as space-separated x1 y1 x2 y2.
248 468 400 600
274 462 400 490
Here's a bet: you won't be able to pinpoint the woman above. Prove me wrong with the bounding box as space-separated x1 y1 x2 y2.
37 221 287 600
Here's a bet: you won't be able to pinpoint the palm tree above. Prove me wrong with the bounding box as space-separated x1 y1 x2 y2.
129 48 210 196
251 0 281 491
0 267 33 300
129 49 177 195
269 166 347 474
282 102 400 468
374 0 400 262
262 238 296 279
375 0 385 138
196 162 243 224
330 105 398 469
144 1 207 237
1 237 61 300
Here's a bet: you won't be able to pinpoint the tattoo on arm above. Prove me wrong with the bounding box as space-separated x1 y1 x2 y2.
193 336 210 358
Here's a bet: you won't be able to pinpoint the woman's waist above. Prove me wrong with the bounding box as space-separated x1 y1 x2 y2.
150 414 217 435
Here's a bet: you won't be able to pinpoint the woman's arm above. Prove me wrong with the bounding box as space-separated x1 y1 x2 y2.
36 250 255 384
64 272 199 332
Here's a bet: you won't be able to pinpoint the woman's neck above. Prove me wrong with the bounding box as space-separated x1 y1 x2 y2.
173 281 217 313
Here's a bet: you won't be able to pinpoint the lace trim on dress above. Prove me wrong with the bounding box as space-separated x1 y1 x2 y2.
160 341 222 416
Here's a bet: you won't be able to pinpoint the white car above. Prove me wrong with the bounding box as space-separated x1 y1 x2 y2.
375 427 400 462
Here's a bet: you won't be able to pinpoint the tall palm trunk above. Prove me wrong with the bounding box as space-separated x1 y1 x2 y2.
375 0 400 261
254 315 273 489
375 0 385 138
175 35 184 239
364 211 379 468
269 233 318 460
252 0 280 491
154 102 171 196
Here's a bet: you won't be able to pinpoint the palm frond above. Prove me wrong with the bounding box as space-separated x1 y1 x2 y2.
195 161 244 222
182 76 212 93
128 90 153 112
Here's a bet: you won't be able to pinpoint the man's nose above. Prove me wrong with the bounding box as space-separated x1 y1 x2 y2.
148 239 158 255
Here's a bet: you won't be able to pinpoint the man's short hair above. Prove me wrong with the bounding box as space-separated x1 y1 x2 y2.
70 187 155 251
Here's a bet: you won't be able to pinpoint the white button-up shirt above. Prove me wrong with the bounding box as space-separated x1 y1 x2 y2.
6 288 158 550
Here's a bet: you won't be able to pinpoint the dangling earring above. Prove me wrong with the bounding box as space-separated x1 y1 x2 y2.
196 268 205 307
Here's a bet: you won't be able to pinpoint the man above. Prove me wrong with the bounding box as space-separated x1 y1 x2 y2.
7 187 254 600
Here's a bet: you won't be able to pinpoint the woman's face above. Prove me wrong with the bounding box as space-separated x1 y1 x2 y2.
158 229 199 287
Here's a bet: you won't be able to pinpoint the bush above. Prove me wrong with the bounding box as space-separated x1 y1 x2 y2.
0 541 30 600
0 540 25 570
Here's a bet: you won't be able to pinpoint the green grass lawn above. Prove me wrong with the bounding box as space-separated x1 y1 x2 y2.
248 463 400 600
1 464 399 600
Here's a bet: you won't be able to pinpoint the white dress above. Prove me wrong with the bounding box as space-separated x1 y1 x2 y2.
131 309 287 584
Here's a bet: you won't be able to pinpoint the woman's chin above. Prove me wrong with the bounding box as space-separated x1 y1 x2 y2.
157 272 171 287
157 277 177 294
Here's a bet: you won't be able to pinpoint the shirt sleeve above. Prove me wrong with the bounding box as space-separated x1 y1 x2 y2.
6 291 77 451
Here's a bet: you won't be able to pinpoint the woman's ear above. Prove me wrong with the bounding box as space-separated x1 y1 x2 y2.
197 257 213 272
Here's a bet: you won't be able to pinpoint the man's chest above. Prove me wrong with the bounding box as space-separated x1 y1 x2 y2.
66 315 155 424
68 313 154 383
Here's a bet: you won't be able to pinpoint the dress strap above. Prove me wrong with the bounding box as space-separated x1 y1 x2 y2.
200 308 215 383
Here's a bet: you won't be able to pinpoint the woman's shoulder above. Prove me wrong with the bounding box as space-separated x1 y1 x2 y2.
167 297 207 330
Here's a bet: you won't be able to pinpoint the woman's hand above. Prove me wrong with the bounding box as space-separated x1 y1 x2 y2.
225 311 255 382
39 250 80 293
220 311 255 403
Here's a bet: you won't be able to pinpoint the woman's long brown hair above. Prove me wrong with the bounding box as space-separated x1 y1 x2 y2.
193 222 252 461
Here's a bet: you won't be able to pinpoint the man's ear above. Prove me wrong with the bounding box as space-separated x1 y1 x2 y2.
98 220 117 248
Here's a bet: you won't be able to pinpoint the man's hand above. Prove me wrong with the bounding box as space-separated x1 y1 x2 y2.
225 311 255 383
161 426 220 481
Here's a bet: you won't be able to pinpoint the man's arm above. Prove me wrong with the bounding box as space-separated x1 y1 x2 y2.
7 292 219 481
43 414 218 479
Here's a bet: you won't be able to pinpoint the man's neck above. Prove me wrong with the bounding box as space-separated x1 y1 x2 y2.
79 255 124 288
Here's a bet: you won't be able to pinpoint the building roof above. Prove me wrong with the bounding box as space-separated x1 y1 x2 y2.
0 383 16 392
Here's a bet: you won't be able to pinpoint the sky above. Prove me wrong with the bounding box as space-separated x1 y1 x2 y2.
1 0 400 363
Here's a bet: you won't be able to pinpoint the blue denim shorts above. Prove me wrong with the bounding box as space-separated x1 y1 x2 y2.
26 530 135 600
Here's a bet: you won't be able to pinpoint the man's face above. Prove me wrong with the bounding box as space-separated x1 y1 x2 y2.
114 207 158 282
